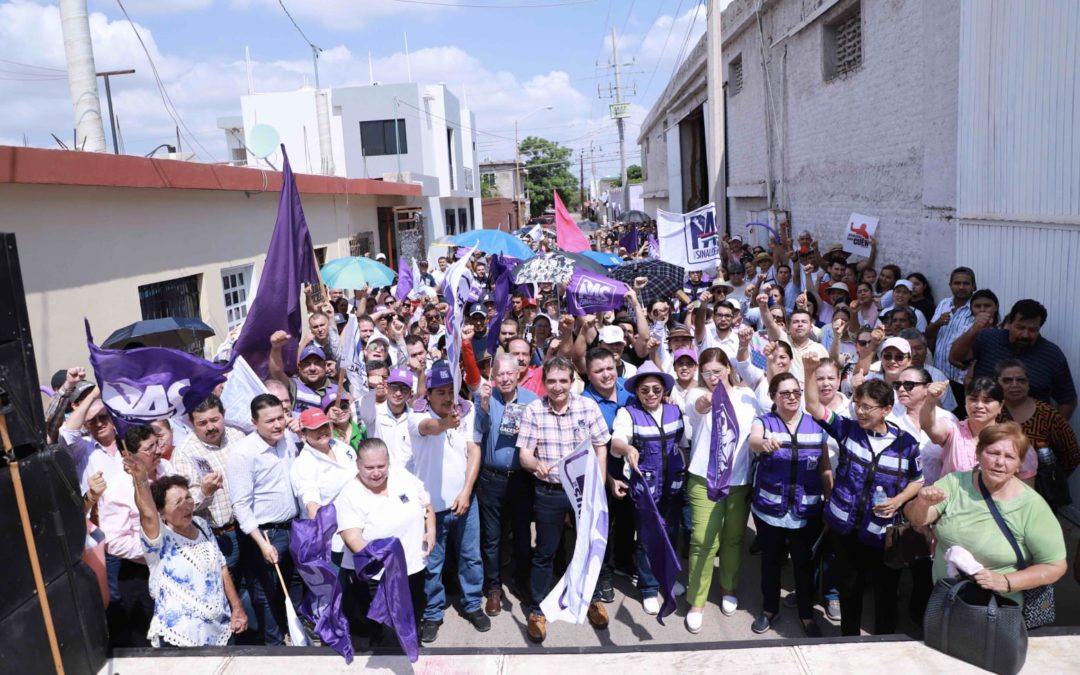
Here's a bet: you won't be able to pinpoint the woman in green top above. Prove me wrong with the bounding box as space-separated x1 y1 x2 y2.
905 422 1067 605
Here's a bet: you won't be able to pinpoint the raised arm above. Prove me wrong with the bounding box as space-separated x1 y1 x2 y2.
267 330 292 388
855 237 877 272
903 485 946 526
802 353 828 421
948 312 992 367
920 381 953 445
756 293 783 342
122 451 160 541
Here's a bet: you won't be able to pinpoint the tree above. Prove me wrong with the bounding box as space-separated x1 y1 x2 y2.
520 136 580 216
609 164 643 187
480 178 499 198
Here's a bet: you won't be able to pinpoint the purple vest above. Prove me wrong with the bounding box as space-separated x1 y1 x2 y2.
751 413 826 520
628 401 686 500
292 377 338 413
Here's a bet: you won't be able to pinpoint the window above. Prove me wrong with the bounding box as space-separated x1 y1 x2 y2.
230 147 247 165
314 247 327 269
446 128 456 190
481 172 496 187
824 4 862 80
359 119 407 156
349 232 374 257
138 274 204 354
729 54 744 96
445 208 457 236
221 265 254 330
458 207 469 232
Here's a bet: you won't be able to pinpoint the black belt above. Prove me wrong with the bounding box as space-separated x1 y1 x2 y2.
482 465 520 477
212 522 237 535
260 520 292 531
534 478 564 492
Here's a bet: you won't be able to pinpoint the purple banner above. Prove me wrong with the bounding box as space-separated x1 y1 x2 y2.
647 234 660 259
707 383 740 501
354 538 419 662
619 225 639 253
440 249 476 398
565 268 628 316
289 504 353 662
85 319 227 437
395 255 413 302
486 254 514 356
629 470 682 624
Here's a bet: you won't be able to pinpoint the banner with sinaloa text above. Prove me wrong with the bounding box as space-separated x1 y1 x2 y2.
657 203 720 273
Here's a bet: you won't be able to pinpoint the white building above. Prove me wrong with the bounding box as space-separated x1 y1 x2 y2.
220 83 482 261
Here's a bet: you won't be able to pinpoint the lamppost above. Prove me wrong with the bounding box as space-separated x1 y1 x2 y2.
514 105 553 228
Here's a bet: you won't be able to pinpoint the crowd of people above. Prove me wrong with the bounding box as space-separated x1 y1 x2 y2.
48 222 1078 651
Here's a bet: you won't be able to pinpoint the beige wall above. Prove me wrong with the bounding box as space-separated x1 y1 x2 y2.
0 183 411 383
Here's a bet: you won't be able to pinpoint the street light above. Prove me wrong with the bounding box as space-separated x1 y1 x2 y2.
515 105 553 229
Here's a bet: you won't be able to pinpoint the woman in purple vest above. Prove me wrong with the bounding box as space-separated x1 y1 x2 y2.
611 361 689 615
748 373 831 637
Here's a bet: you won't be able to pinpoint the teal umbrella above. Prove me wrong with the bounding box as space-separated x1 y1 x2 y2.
448 229 535 260
320 257 396 289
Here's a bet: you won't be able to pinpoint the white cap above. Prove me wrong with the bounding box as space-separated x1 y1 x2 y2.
892 279 914 291
879 337 911 355
598 325 625 344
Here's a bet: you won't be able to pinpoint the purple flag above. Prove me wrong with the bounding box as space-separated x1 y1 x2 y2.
289 504 353 663
629 470 682 624
565 268 628 316
441 249 476 398
230 145 319 379
647 234 661 259
707 383 740 501
354 538 418 662
85 319 227 437
486 254 514 356
619 225 639 253
395 255 413 302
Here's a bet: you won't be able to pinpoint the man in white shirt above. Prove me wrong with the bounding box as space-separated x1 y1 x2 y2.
59 384 121 496
358 367 415 465
694 296 739 359
407 362 488 643
226 393 300 646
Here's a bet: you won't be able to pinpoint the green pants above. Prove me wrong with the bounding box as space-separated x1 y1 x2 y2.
686 475 751 607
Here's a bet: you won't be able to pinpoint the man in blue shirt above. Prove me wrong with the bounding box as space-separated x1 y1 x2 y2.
579 346 633 602
472 354 538 616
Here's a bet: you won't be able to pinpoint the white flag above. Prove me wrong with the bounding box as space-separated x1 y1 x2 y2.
657 202 720 272
540 441 609 624
439 248 477 398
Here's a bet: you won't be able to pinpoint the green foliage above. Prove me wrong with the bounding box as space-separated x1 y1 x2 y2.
609 164 643 187
480 179 499 198
520 136 580 216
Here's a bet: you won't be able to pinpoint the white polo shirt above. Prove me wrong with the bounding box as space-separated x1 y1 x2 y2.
407 404 475 513
335 467 430 574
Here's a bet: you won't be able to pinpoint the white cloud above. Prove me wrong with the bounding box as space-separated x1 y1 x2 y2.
230 0 452 31
97 0 213 14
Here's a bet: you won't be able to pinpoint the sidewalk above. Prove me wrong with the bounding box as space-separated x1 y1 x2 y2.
104 634 1080 674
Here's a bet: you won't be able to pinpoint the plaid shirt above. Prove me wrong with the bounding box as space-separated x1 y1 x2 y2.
930 297 975 382
517 393 610 484
171 426 247 529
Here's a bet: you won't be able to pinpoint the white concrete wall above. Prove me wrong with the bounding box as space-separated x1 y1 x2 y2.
240 88 328 175
719 0 960 291
0 183 400 382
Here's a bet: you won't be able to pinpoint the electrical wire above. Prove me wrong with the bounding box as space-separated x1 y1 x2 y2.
0 58 65 73
115 0 219 162
666 1 704 87
639 0 684 100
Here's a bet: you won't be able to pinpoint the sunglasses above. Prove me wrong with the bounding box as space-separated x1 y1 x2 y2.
776 390 803 399
880 351 908 362
637 386 665 396
857 339 872 347
388 384 412 394
86 412 111 426
1000 377 1028 385
891 381 926 392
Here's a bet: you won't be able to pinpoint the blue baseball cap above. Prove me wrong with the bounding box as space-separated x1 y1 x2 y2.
299 343 326 362
426 360 454 390
387 368 414 388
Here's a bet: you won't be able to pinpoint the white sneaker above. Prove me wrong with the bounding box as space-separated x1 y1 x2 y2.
643 596 661 615
685 610 704 634
673 581 686 596
721 595 738 616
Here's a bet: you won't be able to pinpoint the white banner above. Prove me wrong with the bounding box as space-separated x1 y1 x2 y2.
540 441 609 624
440 248 477 398
657 202 720 272
219 355 267 434
842 212 879 257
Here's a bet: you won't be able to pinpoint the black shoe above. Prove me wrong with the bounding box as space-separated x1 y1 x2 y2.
751 611 775 634
598 578 615 603
783 593 798 608
802 619 822 638
419 619 441 643
465 609 492 632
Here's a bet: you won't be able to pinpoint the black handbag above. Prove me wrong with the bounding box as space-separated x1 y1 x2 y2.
923 577 1027 675
978 472 1057 628
1033 447 1072 509
883 517 933 569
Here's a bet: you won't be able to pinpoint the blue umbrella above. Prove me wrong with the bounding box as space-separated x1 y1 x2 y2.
448 229 535 260
580 250 624 268
102 317 215 350
320 257 397 289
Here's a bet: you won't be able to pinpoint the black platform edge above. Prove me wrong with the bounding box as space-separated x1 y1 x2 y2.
112 625 1080 659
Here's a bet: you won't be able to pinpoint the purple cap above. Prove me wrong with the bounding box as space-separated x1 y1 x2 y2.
387 368 414 388
426 360 454 390
299 343 326 362
672 347 698 364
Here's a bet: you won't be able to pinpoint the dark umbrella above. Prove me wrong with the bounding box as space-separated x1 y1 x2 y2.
576 219 600 232
622 210 650 225
102 317 216 350
512 251 609 285
610 259 686 308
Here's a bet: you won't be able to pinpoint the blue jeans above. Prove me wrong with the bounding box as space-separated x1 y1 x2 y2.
528 480 602 615
476 468 534 598
634 492 683 598
423 500 484 622
239 525 298 645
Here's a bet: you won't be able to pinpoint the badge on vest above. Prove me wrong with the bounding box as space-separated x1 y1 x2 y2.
806 456 818 470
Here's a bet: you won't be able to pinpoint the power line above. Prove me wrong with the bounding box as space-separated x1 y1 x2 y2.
277 0 318 47
639 0 684 101
666 1 704 86
0 58 65 73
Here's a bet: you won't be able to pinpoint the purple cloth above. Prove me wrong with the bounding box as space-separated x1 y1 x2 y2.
486 254 514 356
647 234 660 259
85 319 227 437
395 255 413 302
565 268 628 316
629 470 681 624
354 538 418 662
230 145 320 379
707 384 740 501
619 226 640 253
289 504 353 663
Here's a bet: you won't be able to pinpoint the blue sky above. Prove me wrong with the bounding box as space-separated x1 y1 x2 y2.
0 0 710 177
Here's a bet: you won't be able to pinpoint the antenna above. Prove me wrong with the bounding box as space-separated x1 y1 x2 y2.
245 46 255 94
404 32 412 83
368 51 374 85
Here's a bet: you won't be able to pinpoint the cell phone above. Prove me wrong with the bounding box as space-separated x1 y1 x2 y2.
337 400 349 411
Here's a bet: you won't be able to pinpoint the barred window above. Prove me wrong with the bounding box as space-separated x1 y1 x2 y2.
824 4 862 81
729 54 744 96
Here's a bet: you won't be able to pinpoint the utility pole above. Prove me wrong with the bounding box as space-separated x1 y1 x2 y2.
598 29 636 216
579 151 585 218
96 69 135 155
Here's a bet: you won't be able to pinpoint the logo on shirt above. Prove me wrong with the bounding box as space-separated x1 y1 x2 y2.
399 494 410 504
